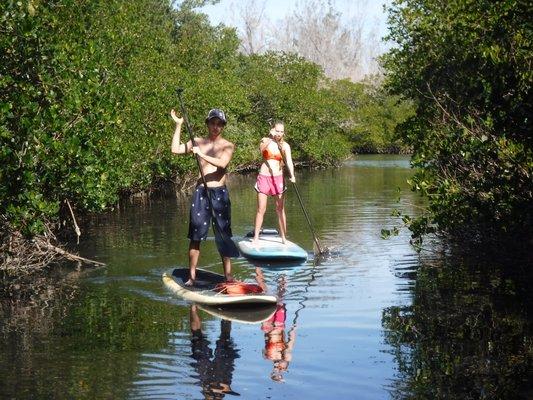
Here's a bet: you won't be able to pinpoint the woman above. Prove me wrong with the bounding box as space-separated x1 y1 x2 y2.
252 121 295 245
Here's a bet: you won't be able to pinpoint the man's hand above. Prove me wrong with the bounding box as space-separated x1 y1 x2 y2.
192 146 202 156
171 109 184 125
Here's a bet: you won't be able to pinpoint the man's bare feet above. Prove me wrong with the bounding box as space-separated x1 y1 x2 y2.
225 274 235 283
184 279 195 286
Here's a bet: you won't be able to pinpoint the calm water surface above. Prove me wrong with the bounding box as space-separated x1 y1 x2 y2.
1 155 530 399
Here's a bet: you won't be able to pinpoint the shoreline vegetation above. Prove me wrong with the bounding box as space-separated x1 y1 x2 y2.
383 0 531 247
2 0 530 277
1 0 413 277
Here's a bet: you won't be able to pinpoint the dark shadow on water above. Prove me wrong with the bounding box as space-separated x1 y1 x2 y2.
247 258 307 271
189 304 241 399
383 250 533 399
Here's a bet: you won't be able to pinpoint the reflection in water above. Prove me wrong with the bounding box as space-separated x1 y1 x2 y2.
382 254 533 399
189 304 240 399
256 272 297 383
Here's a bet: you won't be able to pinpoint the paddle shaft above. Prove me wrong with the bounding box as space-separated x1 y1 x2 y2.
273 139 324 254
290 178 324 254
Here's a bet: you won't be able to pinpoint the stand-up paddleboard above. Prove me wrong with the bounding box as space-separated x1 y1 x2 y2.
163 268 277 306
198 304 277 324
237 229 308 262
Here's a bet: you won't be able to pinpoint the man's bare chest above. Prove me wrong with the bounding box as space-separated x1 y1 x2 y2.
199 141 223 157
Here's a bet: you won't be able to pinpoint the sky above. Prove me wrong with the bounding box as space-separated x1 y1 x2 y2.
201 0 392 44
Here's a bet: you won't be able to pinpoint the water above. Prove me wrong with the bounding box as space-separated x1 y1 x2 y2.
1 155 530 399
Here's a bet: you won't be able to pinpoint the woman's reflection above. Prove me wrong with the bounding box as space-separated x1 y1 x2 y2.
189 304 240 399
256 271 297 382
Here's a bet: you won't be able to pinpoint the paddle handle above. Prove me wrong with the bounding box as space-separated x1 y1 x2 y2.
176 89 209 190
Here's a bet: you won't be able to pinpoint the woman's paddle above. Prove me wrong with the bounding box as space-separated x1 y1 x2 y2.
176 88 240 257
273 134 327 256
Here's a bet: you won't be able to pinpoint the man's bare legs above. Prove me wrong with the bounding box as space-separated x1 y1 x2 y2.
190 304 201 331
275 195 287 244
185 240 200 286
185 241 233 285
222 256 233 282
252 192 268 244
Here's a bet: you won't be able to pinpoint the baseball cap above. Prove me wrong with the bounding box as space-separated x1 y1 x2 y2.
205 108 227 125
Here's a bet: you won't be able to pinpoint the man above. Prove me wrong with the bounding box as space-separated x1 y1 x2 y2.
171 108 236 286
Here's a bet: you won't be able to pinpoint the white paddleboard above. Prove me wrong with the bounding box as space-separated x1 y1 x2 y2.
163 268 277 306
237 229 308 262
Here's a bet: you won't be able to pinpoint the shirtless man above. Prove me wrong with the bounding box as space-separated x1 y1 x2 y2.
171 108 236 285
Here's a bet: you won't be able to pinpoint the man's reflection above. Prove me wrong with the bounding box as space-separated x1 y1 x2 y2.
189 304 240 399
256 271 297 382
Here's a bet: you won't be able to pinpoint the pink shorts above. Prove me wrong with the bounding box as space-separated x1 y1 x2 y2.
255 174 286 196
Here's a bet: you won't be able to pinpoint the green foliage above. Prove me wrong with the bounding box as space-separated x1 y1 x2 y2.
383 0 533 242
329 78 415 153
1 0 183 235
237 52 352 166
0 0 407 238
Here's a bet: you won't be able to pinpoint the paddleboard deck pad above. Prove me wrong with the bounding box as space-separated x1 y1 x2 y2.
238 229 308 261
163 268 277 306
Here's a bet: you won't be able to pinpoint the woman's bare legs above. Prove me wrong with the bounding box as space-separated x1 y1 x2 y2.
253 192 268 243
275 194 287 243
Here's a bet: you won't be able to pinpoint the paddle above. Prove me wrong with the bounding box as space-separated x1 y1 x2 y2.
271 130 327 255
175 88 240 258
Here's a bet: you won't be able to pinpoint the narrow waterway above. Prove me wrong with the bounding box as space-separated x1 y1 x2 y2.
1 155 530 399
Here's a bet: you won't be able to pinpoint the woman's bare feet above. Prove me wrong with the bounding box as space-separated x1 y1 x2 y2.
225 274 235 282
184 279 195 286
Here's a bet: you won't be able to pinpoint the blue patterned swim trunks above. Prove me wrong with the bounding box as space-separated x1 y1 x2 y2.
188 185 233 243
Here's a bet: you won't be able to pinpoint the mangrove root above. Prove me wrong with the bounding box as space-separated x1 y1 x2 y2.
1 227 105 276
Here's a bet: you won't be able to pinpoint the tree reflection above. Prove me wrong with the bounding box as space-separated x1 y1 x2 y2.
189 304 240 399
383 257 533 399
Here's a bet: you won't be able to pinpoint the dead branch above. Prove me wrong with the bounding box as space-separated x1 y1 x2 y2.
65 199 81 244
1 227 105 276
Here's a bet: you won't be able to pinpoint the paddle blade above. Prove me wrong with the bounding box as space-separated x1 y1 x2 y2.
312 238 330 257
213 222 240 258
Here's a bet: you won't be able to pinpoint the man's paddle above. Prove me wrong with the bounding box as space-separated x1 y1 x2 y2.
272 132 327 255
176 88 240 258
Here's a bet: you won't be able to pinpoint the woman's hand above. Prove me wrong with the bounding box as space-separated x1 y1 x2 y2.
170 109 184 125
289 175 296 183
